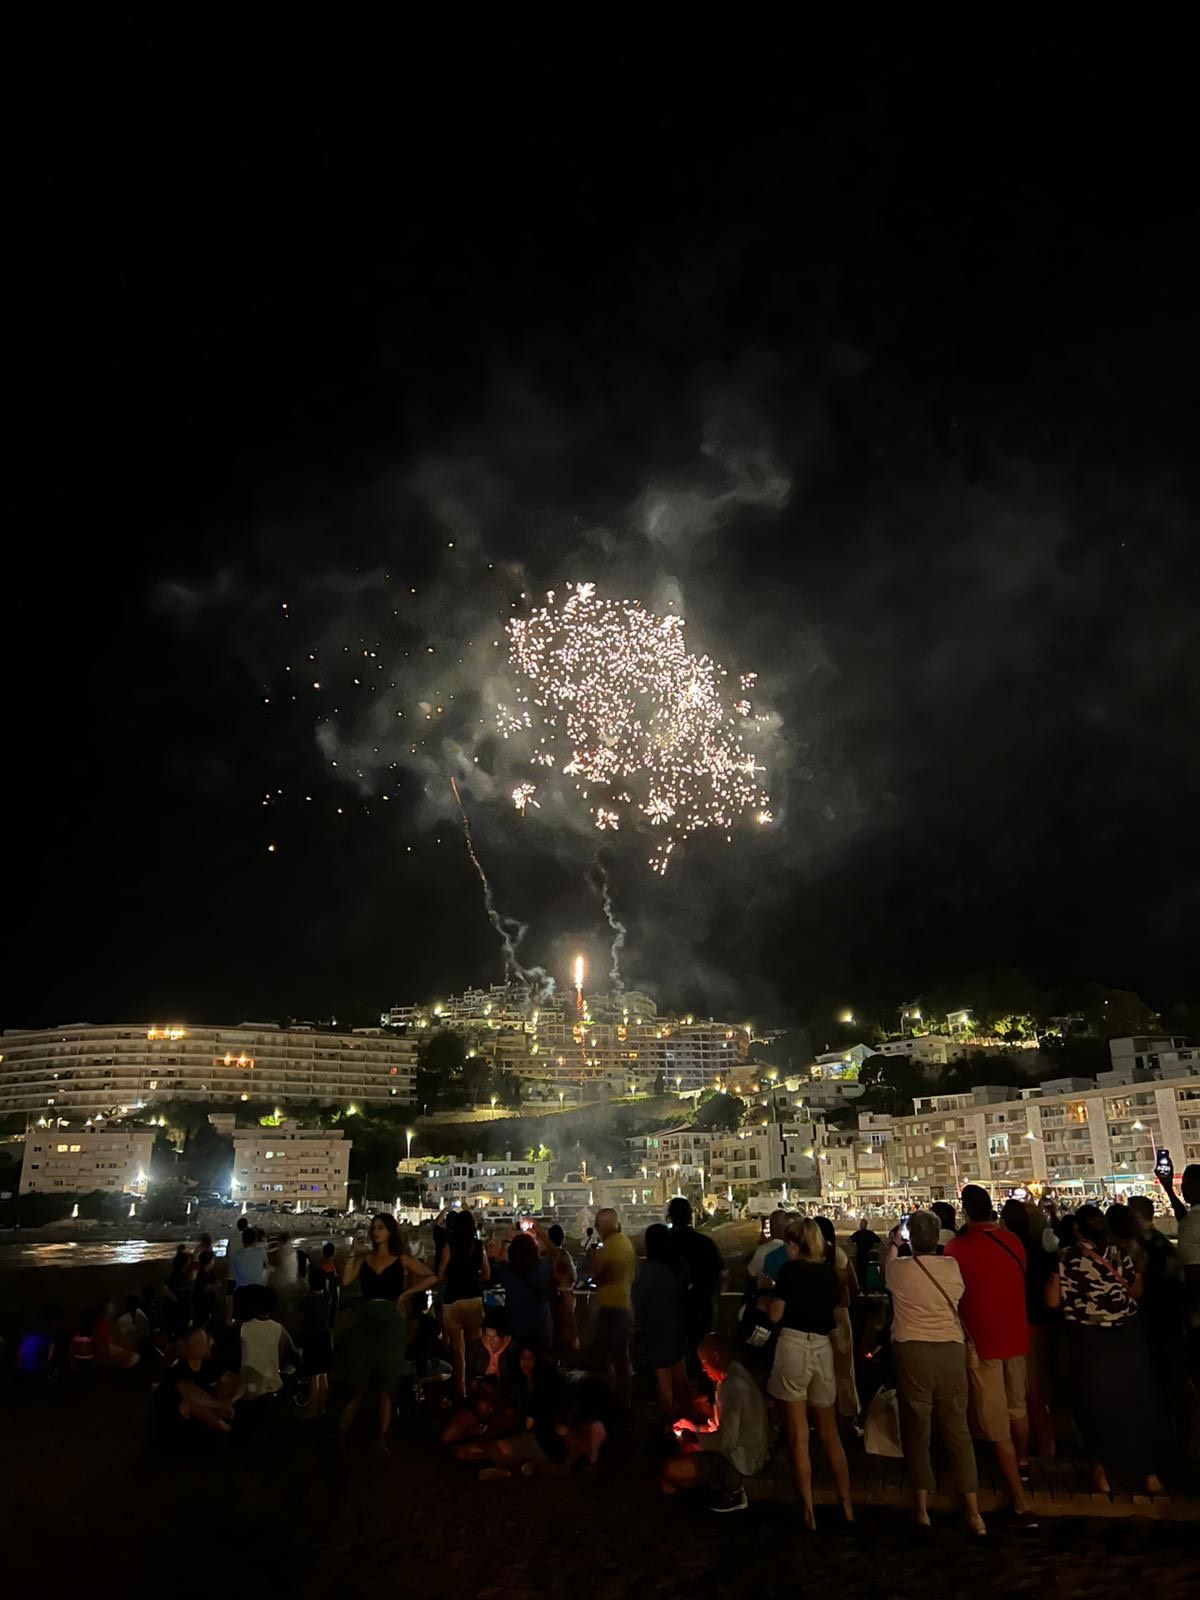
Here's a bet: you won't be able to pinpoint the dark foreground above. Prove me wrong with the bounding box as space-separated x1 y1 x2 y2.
5 1366 1200 1600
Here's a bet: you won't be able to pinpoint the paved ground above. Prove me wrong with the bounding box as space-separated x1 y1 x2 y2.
5 1367 1200 1600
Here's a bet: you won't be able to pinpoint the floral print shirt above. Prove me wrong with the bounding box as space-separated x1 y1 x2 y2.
1060 1243 1137 1326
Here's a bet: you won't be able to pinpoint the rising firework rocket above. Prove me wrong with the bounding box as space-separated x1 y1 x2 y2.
573 954 585 1019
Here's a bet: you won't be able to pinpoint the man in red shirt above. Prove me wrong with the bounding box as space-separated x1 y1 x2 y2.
945 1184 1035 1525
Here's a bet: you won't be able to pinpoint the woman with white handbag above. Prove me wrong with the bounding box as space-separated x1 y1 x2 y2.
882 1210 986 1535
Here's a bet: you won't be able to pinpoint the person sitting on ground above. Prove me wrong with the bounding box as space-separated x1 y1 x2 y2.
587 1207 637 1409
444 1309 520 1448
930 1202 958 1248
765 1217 853 1529
545 1223 579 1360
238 1285 297 1400
667 1197 725 1372
115 1294 150 1355
1045 1202 1165 1495
457 1345 567 1479
17 1310 58 1376
633 1222 691 1421
661 1335 768 1514
944 1184 1037 1525
882 1211 985 1535
154 1327 237 1444
91 1299 141 1370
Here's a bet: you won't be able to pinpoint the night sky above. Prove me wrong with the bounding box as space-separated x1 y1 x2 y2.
11 24 1200 1031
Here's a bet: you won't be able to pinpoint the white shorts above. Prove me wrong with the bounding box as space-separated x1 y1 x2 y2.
767 1328 836 1408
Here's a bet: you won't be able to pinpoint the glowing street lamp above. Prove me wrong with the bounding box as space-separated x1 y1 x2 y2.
405 1127 415 1162
490 1095 498 1118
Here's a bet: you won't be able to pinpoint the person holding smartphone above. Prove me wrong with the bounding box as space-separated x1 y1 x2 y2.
1044 1202 1165 1494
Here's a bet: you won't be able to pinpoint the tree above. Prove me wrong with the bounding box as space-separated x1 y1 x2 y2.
858 1055 928 1117
653 1071 666 1096
693 1092 745 1132
143 1178 190 1224
150 1131 181 1182
183 1123 234 1193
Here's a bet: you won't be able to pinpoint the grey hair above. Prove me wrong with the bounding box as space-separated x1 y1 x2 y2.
908 1210 941 1255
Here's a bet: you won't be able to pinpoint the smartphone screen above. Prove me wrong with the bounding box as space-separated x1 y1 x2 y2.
519 1217 533 1232
900 1214 910 1241
1155 1148 1171 1178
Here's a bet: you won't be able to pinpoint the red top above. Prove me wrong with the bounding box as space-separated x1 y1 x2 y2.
944 1223 1029 1360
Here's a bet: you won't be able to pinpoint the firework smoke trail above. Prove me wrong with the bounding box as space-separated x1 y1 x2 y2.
593 857 627 994
448 777 555 1005
448 776 527 984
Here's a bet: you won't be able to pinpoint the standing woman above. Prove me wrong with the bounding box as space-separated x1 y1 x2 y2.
1045 1202 1165 1494
765 1218 853 1529
339 1213 435 1454
439 1208 490 1400
814 1215 861 1419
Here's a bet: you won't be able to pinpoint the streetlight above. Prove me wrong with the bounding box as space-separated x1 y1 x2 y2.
558 1090 564 1109
405 1127 414 1162
490 1095 498 1118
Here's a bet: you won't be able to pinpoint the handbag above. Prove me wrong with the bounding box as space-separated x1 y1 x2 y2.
863 1385 904 1457
912 1255 979 1370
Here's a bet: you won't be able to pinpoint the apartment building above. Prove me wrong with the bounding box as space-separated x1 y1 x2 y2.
658 1125 713 1189
0 1022 419 1117
20 1122 155 1195
422 1152 550 1214
890 1067 1200 1198
708 1119 823 1196
875 1035 950 1065
232 1122 351 1209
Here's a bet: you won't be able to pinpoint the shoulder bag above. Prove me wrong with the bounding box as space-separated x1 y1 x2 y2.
911 1255 979 1370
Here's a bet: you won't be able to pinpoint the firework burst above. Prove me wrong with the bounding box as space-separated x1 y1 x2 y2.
500 583 770 872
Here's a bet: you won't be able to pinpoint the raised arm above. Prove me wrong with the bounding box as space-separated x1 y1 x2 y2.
1157 1154 1188 1224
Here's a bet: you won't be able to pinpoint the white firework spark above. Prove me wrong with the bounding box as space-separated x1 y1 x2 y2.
511 782 540 814
503 583 771 872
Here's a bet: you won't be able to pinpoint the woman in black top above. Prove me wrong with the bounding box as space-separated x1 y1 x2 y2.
765 1218 852 1528
439 1208 490 1399
339 1214 435 1454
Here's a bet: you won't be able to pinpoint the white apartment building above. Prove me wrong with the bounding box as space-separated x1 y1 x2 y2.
20 1122 155 1196
658 1125 714 1188
232 1122 351 1209
1109 1036 1200 1076
422 1152 549 1214
0 1022 419 1117
890 1068 1200 1199
708 1119 823 1196
382 984 746 1097
812 1043 877 1079
875 1035 950 1065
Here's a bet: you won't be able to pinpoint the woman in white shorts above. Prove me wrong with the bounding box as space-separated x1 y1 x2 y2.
766 1218 853 1528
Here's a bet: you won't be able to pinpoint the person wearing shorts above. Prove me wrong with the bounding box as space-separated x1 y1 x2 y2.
438 1209 489 1399
765 1218 852 1528
945 1185 1036 1524
587 1208 636 1409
